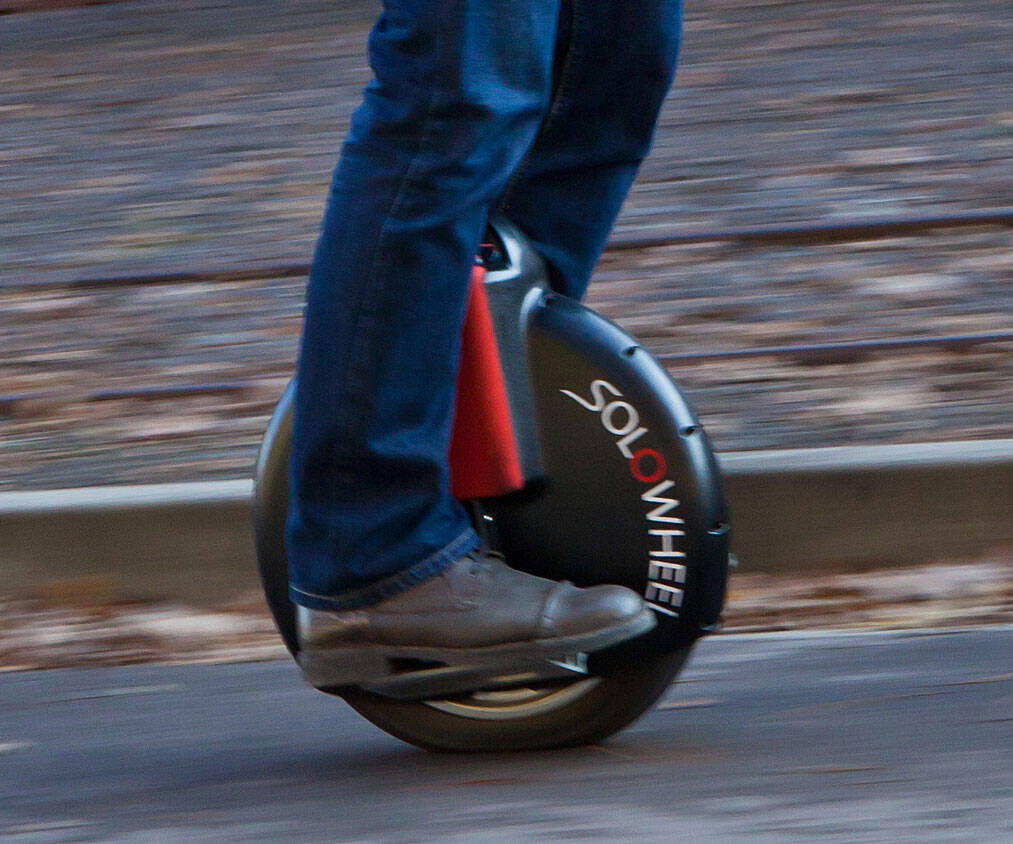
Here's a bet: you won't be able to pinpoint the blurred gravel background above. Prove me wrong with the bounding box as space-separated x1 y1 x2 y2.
3 556 1008 670
2 0 1011 490
0 0 1011 665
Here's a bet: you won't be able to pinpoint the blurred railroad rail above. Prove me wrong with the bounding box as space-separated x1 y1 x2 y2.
2 332 1012 412
2 210 1009 409
3 208 1010 291
2 0 1010 491
4 0 1010 286
608 209 1013 251
3 225 1009 490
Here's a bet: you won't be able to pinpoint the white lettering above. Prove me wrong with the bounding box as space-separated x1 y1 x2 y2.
601 400 639 436
615 425 648 458
559 378 622 412
649 561 687 584
649 529 686 556
645 581 684 608
641 480 683 524
562 376 691 620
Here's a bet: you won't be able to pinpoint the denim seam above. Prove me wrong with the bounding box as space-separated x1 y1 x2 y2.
316 12 449 560
328 21 448 469
497 0 585 216
311 9 457 567
290 528 479 610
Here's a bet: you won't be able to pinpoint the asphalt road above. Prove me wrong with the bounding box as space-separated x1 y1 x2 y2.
1 629 1010 842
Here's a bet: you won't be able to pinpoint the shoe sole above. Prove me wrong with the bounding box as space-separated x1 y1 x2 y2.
298 607 656 691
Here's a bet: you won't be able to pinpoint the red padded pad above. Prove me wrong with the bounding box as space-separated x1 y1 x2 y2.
449 267 525 500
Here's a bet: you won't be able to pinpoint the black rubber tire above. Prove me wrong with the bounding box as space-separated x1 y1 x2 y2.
337 647 691 753
254 384 694 752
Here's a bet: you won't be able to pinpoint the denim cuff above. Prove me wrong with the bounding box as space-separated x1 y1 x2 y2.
289 528 481 611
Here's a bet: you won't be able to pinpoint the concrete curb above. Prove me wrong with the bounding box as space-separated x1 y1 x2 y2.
720 440 1013 576
2 441 1010 604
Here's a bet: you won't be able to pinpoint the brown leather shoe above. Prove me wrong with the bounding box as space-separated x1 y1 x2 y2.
296 550 655 689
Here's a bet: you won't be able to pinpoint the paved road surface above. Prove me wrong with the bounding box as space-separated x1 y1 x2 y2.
1 629 1010 841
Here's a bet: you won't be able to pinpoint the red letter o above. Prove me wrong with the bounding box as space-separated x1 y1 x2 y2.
630 449 667 483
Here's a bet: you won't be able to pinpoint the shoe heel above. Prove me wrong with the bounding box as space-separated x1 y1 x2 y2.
298 647 393 690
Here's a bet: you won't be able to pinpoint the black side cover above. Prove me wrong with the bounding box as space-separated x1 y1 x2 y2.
484 293 730 644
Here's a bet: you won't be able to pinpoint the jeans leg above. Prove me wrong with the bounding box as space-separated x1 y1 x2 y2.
496 0 683 300
287 0 561 610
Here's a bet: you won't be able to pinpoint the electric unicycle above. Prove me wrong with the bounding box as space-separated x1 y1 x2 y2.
253 219 730 751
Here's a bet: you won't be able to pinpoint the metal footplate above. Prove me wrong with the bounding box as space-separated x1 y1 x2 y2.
331 655 590 701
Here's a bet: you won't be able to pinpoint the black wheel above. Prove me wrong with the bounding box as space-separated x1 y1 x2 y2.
340 648 690 752
252 220 728 752
254 383 701 752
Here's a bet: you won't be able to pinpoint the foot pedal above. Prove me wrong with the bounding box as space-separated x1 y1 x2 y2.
358 655 590 701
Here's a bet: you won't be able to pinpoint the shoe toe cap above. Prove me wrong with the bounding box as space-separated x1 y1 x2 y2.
544 583 646 637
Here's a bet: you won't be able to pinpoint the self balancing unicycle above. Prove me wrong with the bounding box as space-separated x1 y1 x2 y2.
253 219 730 751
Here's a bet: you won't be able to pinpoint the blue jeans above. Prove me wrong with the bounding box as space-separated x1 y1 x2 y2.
287 0 683 610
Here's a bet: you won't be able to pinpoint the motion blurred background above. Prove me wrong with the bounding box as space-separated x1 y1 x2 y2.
0 0 1010 664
